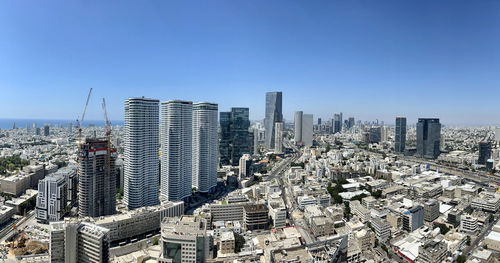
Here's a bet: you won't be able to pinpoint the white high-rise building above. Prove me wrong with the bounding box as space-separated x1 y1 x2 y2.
302 114 314 146
161 100 193 202
294 111 303 142
36 174 67 223
124 98 160 210
192 102 218 193
275 122 283 154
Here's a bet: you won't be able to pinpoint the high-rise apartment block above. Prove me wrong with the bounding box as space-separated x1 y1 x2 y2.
348 117 355 129
395 117 407 153
124 98 160 210
49 220 110 263
403 205 424 232
36 174 68 223
161 100 193 202
264 92 283 149
416 118 441 159
78 138 117 218
192 102 218 193
219 108 251 166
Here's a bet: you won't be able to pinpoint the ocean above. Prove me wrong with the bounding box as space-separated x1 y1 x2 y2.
0 119 124 130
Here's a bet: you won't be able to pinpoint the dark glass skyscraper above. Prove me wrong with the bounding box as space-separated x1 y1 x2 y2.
478 141 491 165
395 117 407 153
369 126 381 143
416 118 441 159
264 92 283 149
333 113 342 134
348 117 355 129
219 108 250 166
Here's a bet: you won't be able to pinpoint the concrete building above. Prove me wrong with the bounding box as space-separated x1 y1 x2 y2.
371 217 391 241
351 200 370 223
416 118 441 159
49 220 110 263
294 111 303 143
355 229 374 252
460 215 478 234
471 192 500 212
403 206 424 232
0 205 14 226
311 216 334 237
423 199 439 222
369 126 382 143
243 204 269 231
124 97 160 210
264 91 283 149
36 174 67 223
274 122 283 154
161 100 193 202
159 215 209 263
0 172 31 196
268 201 286 229
418 240 447 263
302 114 314 147
219 231 235 255
44 124 50 136
192 102 218 193
478 141 492 165
238 154 252 180
85 201 184 243
209 202 247 222
78 138 117 217
395 117 407 153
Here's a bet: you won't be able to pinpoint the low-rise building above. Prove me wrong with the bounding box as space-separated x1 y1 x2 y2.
0 205 14 225
418 240 447 263
471 192 500 212
243 204 268 231
460 215 478 234
311 216 334 237
219 231 235 255
371 217 391 241
423 199 439 222
351 200 370 223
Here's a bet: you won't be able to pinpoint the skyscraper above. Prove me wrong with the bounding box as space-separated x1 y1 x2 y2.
302 114 314 146
192 102 218 193
161 100 193 202
318 118 322 125
78 138 116 217
264 92 283 149
369 126 381 143
333 113 342 134
36 174 68 223
67 122 72 133
274 122 283 154
219 108 250 166
294 111 303 143
44 124 50 136
348 117 355 129
124 98 160 210
395 117 407 153
416 118 441 159
478 142 492 165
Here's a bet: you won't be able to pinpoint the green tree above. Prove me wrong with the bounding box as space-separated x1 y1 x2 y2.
152 237 159 245
456 255 466 263
233 231 245 253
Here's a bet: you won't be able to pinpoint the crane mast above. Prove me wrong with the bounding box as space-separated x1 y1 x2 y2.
102 98 111 178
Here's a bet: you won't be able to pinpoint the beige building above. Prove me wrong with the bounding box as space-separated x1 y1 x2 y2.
218 231 235 255
418 240 447 263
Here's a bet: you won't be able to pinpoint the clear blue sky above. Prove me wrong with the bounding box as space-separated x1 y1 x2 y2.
1 0 499 125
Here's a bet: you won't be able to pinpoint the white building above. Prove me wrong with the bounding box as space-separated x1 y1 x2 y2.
274 122 283 154
294 111 303 143
471 192 500 212
161 100 193 202
460 215 478 234
49 220 110 263
239 154 252 180
124 97 160 210
192 102 218 193
36 174 67 223
371 217 391 241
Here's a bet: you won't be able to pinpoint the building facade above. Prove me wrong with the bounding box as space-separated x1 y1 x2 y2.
416 118 441 159
192 102 218 193
78 138 117 218
219 108 251 166
274 122 283 154
264 92 283 149
294 111 303 143
161 100 193 202
302 114 314 147
395 117 407 153
36 174 67 223
124 97 160 210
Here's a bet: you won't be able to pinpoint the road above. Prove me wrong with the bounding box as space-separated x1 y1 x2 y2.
462 213 499 258
0 210 36 244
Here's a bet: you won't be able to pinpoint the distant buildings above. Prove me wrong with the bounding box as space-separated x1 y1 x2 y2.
395 117 407 153
49 220 110 263
36 174 67 223
264 92 283 149
294 111 303 143
161 100 193 202
478 141 491 165
348 117 355 129
416 118 441 159
238 154 252 180
192 102 218 193
78 138 117 218
44 124 50 136
274 122 283 154
369 126 381 143
333 113 342 134
219 108 251 166
124 97 160 210
159 215 209 263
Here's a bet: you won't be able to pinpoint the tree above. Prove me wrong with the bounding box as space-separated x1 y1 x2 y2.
456 255 466 263
233 231 245 253
152 237 159 245
343 201 351 220
466 236 471 246
489 214 495 223
433 223 450 235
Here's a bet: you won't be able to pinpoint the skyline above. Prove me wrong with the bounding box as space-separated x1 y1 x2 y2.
1 0 500 125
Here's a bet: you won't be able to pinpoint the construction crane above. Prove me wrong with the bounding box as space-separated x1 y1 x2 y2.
102 98 111 177
76 88 93 148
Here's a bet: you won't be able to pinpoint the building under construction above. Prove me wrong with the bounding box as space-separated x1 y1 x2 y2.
78 138 117 218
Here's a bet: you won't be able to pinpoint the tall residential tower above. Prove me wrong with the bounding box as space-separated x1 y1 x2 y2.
124 98 160 210
395 117 407 153
264 92 283 149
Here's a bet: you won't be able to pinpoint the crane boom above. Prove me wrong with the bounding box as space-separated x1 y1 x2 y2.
102 98 111 178
81 88 93 125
